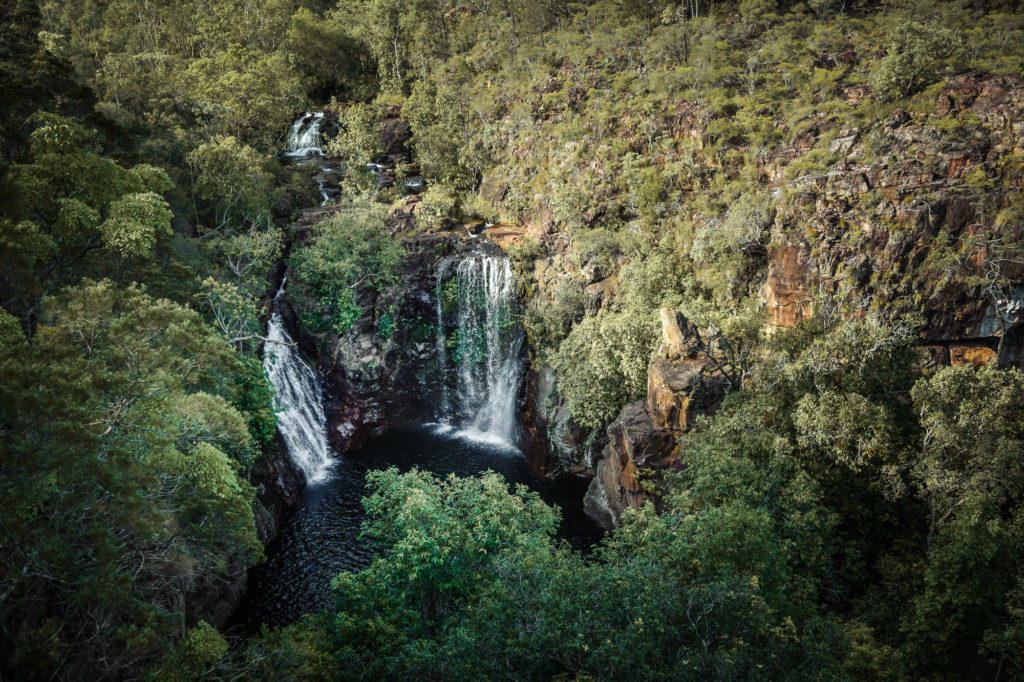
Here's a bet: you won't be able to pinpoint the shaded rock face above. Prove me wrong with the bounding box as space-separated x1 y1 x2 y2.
323 233 456 445
249 433 305 545
584 310 728 529
387 195 421 234
584 402 676 529
532 367 605 474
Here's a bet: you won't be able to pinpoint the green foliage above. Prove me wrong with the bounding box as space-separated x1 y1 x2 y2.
325 103 384 165
870 20 966 99
285 8 377 98
551 306 659 428
415 183 457 232
403 81 471 187
233 354 278 449
187 136 275 230
290 198 406 335
254 461 846 680
1 113 176 322
690 190 774 264
6 1 1024 679
522 278 585 355
99 191 172 257
200 224 284 354
149 621 229 681
0 279 260 680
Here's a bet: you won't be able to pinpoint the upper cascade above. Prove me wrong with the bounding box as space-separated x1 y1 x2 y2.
435 253 524 446
284 112 325 157
263 281 333 483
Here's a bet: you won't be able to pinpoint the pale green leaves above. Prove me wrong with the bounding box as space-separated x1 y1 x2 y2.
690 190 775 264
27 111 96 157
173 391 254 464
795 391 895 470
54 199 101 240
100 192 172 257
870 20 965 99
415 184 456 232
551 307 660 428
325 103 384 165
187 135 274 228
910 364 1024 522
149 621 229 682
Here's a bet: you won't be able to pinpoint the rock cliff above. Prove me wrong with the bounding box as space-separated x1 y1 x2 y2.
522 74 1024 527
585 310 729 529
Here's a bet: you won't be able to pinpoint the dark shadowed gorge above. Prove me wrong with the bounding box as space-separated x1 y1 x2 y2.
2 0 1024 679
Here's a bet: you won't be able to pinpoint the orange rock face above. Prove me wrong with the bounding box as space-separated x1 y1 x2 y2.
647 355 727 434
584 311 729 529
949 345 998 368
760 242 814 330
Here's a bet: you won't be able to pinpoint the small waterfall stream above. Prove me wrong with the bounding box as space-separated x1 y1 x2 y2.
282 111 340 207
284 112 325 156
435 254 524 445
263 282 333 483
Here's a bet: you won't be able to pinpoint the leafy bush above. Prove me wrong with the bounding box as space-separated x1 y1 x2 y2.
415 183 457 232
690 190 774 266
324 103 383 165
290 198 406 335
551 305 660 428
870 20 965 99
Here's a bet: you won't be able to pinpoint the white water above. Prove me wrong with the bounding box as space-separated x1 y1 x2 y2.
263 283 333 483
284 112 325 157
436 255 524 445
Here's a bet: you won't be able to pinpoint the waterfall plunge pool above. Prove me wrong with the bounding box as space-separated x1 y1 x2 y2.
231 425 602 634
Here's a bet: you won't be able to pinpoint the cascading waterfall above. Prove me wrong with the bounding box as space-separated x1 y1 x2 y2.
435 255 524 445
435 267 451 418
284 112 325 157
263 282 333 483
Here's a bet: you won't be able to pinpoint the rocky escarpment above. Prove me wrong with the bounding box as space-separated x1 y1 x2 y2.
531 367 604 474
584 310 729 529
322 230 455 446
489 74 1024 524
759 74 1024 367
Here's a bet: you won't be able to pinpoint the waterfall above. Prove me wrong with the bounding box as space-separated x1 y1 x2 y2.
264 283 333 483
436 255 524 445
435 267 451 418
284 112 325 157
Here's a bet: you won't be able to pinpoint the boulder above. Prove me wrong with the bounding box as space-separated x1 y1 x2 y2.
647 354 728 434
583 402 675 530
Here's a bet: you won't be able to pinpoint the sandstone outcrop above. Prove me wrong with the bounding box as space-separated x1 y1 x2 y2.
647 309 730 435
585 310 728 529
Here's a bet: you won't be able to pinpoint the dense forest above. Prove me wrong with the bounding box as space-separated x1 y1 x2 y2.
2 0 1024 679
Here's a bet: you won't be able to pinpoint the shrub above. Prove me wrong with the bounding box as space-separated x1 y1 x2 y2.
870 20 965 99
290 198 406 335
551 305 659 428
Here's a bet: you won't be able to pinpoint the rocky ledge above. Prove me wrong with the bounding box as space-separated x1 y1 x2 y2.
585 309 729 529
